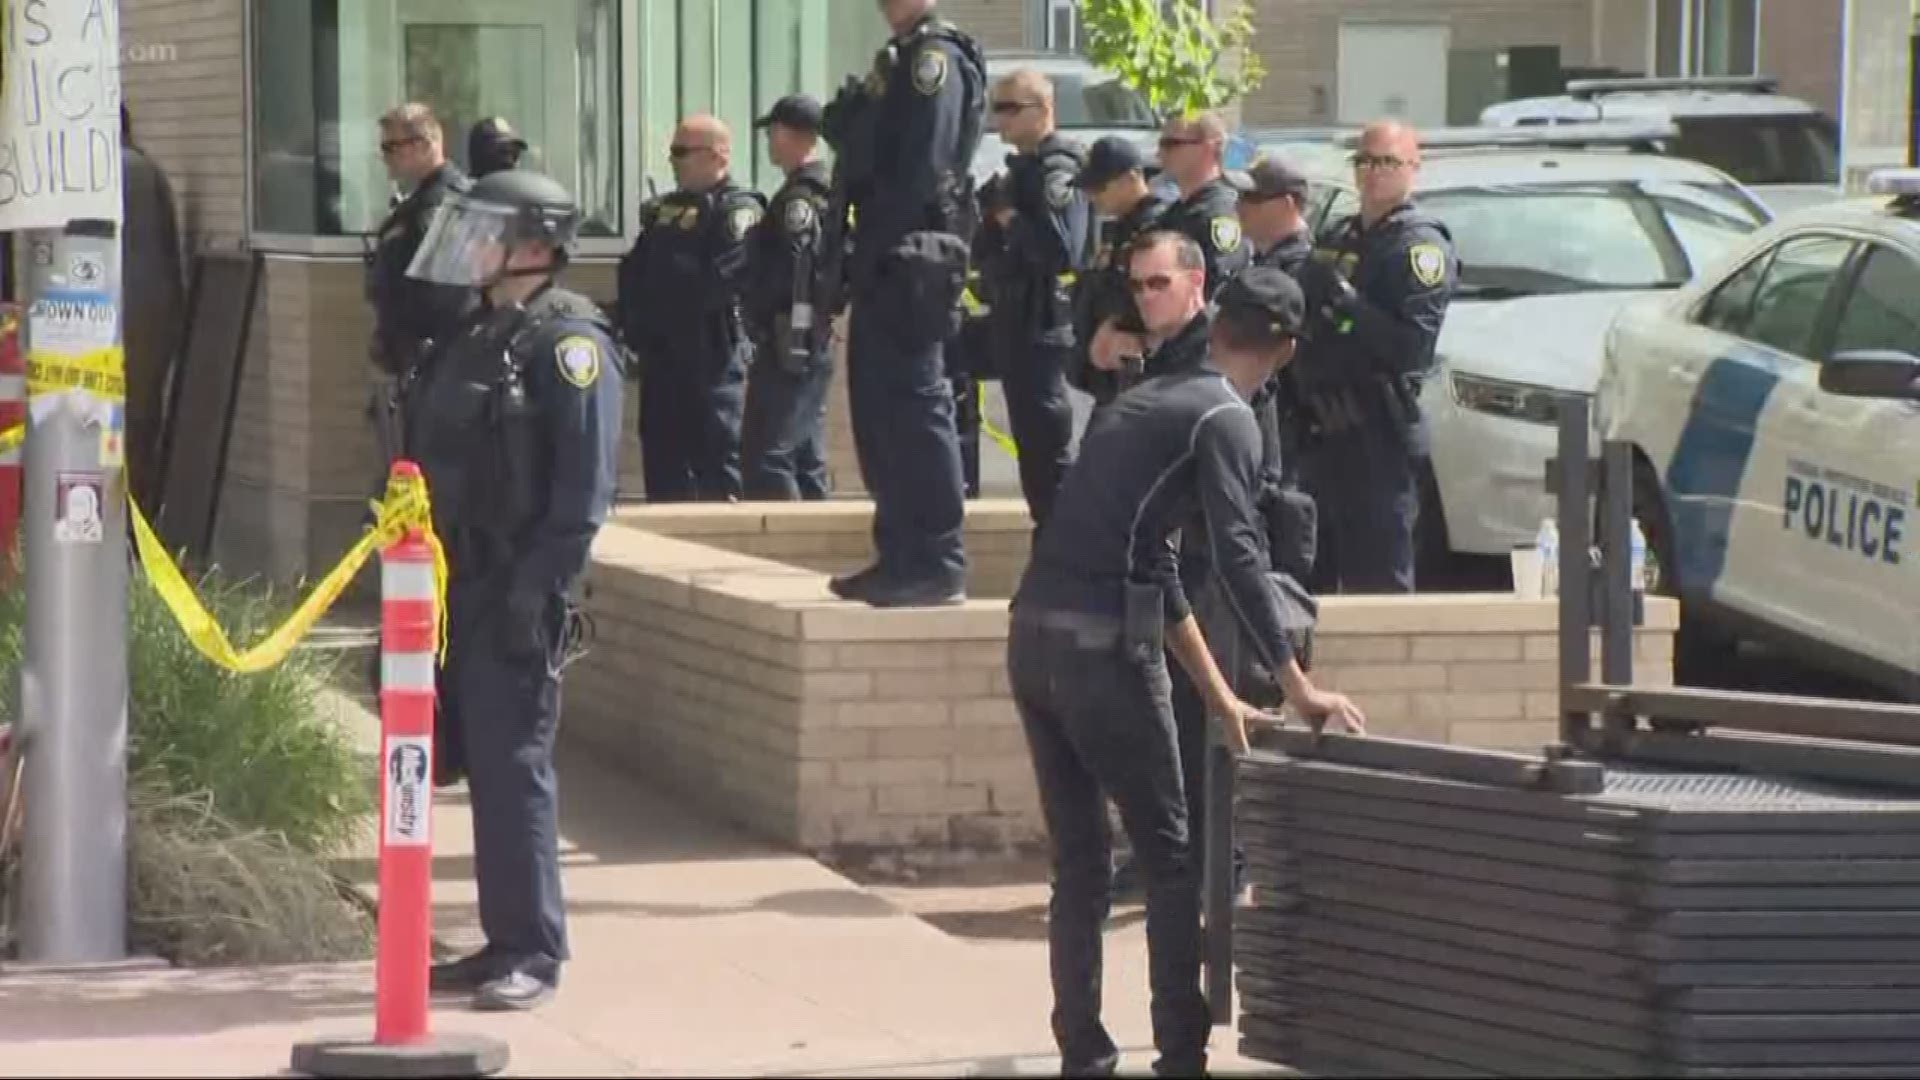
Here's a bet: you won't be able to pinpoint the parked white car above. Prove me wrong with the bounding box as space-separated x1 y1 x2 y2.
1480 76 1842 216
1596 168 1920 695
1276 122 1772 583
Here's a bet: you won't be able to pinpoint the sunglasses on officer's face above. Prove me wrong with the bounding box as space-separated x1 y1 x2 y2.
1128 273 1176 295
1351 152 1409 171
669 144 718 160
992 100 1039 115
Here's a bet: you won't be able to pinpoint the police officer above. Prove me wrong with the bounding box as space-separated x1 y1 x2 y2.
1155 112 1251 299
1009 267 1364 1077
985 68 1091 527
1071 137 1172 407
366 104 473 460
618 115 765 503
742 95 834 501
1232 155 1314 276
468 116 529 178
1293 120 1456 594
826 0 985 607
401 169 625 1011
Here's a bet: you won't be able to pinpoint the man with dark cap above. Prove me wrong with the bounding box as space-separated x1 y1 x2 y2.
1232 155 1314 277
1009 264 1364 1078
468 117 529 178
1069 135 1170 407
742 94 834 500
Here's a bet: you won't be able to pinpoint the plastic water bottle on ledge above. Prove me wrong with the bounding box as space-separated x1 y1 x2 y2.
1629 518 1648 624
1538 517 1560 597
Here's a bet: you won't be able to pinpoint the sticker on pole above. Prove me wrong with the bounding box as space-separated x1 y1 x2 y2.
53 471 104 544
383 735 432 847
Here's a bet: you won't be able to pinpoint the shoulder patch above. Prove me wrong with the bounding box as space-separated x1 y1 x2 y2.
783 197 816 234
1045 170 1074 211
728 203 762 242
555 334 602 390
1409 242 1447 288
1210 215 1243 254
912 47 949 96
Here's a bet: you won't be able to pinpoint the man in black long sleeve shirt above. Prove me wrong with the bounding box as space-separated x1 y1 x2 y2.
1008 266 1364 1078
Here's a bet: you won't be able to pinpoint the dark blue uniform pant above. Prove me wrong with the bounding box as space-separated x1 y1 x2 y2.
1008 616 1211 1076
1001 339 1075 527
440 578 569 970
740 355 832 500
639 343 747 502
1303 430 1420 594
846 296 967 583
952 372 982 498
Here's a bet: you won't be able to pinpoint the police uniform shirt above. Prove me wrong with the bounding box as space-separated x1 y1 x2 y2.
1015 365 1300 676
619 179 766 357
854 16 982 262
405 287 625 596
1253 226 1314 279
1000 132 1091 332
367 162 474 362
1305 202 1456 384
749 160 831 346
1160 176 1251 300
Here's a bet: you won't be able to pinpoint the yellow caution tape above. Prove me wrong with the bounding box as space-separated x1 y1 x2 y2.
0 413 450 674
132 466 450 674
28 347 125 401
0 425 20 455
977 380 1019 461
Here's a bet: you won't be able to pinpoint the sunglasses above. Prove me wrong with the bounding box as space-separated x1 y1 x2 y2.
1128 273 1176 295
379 136 423 155
1351 153 1409 171
1158 136 1202 150
669 144 715 159
991 100 1038 114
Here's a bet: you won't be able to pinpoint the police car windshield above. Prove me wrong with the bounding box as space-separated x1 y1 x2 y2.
1421 180 1766 298
1670 114 1840 186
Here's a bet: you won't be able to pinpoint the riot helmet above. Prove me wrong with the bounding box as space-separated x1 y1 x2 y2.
407 169 581 288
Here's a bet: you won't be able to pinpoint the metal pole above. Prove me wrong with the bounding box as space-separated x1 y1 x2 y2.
1556 395 1593 748
17 222 130 963
1599 441 1636 710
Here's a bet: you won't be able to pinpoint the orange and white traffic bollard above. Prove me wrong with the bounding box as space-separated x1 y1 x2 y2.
291 460 506 1079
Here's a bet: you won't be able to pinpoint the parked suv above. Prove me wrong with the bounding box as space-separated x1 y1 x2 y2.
1480 76 1841 215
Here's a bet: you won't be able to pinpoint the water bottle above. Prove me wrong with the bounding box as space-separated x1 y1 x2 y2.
1537 517 1560 597
1629 519 1648 595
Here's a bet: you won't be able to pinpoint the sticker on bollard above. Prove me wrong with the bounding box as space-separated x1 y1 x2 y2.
291 1033 509 1079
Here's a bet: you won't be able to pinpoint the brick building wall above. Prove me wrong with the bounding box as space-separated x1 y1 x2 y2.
939 0 1032 50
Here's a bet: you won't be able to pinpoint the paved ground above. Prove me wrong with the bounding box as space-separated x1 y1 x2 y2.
0 684 1289 1078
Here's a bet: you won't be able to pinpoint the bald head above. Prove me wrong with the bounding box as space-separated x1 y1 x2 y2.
1354 118 1421 224
671 113 732 191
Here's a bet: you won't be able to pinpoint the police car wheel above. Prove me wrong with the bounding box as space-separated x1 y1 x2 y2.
1632 460 1738 712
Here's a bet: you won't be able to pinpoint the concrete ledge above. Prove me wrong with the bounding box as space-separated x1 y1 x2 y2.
567 501 1678 859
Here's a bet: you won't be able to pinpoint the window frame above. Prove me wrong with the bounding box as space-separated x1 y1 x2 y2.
1689 228 1866 361
1822 239 1920 363
243 0 643 259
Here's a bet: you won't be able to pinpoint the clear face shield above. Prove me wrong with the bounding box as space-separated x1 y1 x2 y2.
405 195 520 287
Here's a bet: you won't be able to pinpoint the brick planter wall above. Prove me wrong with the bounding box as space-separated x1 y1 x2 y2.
566 504 1679 858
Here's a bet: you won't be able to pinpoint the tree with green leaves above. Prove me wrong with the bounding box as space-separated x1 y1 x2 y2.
1077 0 1266 120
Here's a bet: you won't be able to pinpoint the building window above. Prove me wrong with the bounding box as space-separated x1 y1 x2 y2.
1043 0 1213 54
1653 0 1759 78
250 0 623 238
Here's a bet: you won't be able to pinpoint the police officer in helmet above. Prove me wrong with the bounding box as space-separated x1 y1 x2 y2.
825 0 986 608
404 168 625 1011
1292 120 1456 594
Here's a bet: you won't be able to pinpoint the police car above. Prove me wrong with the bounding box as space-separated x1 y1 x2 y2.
972 52 1159 184
1596 168 1920 695
1271 122 1772 583
1480 76 1842 216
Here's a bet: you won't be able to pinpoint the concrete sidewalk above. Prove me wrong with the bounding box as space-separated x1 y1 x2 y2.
0 688 1286 1077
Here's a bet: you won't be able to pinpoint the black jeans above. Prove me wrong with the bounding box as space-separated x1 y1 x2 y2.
1008 615 1211 1076
741 354 833 500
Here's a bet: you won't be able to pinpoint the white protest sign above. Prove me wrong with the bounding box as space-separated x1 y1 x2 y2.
0 0 124 229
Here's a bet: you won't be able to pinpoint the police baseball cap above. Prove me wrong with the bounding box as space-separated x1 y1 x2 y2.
754 94 823 132
471 116 528 151
1075 136 1147 189
1216 267 1306 338
1230 155 1309 201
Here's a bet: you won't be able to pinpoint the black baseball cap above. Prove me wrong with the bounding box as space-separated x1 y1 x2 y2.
1216 267 1306 338
1229 155 1309 201
754 94 823 132
470 116 528 151
1074 136 1147 189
